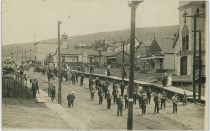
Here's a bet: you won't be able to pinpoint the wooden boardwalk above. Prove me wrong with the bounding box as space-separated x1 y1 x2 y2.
78 71 206 103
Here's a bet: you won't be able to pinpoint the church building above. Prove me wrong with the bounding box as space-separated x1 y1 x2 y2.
173 1 206 78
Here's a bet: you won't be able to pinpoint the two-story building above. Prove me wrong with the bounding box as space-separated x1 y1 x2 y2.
173 1 206 77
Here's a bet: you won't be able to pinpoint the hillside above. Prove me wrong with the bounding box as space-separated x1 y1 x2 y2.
2 25 179 57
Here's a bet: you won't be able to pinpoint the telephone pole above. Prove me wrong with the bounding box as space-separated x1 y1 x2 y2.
122 41 125 84
57 21 62 104
127 1 143 130
184 8 205 103
192 14 197 103
198 31 202 101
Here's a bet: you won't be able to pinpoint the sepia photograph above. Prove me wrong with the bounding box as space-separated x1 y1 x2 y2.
1 0 209 130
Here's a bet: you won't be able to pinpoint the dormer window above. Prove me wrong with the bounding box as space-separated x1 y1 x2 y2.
182 25 189 51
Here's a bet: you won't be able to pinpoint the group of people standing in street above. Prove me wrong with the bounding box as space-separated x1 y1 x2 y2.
30 63 188 117
87 76 188 116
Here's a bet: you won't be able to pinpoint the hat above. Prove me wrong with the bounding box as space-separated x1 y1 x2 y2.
71 91 74 94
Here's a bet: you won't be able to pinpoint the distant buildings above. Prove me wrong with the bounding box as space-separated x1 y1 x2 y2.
33 42 57 62
36 1 206 80
137 37 176 74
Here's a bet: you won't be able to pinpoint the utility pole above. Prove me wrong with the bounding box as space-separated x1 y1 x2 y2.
122 40 125 90
198 31 202 101
57 21 62 104
184 8 205 103
192 15 197 103
127 1 143 130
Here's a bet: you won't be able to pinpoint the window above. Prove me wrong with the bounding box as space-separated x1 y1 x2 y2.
180 56 187 75
62 56 65 62
72 56 78 62
182 25 189 51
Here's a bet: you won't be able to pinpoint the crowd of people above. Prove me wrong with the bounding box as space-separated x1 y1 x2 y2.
12 61 188 116
87 75 187 116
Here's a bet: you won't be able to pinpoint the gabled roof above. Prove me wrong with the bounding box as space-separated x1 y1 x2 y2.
148 38 175 54
149 39 162 54
156 38 174 53
60 48 85 55
84 49 99 56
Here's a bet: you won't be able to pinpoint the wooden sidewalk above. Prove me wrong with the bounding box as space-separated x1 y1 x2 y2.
78 71 206 103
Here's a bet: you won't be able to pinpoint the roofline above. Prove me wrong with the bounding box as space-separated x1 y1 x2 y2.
178 2 205 10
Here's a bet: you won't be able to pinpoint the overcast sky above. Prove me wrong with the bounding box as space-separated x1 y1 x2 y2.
2 0 179 45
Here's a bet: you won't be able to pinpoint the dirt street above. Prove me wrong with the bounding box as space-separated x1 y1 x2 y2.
26 69 204 130
2 98 69 129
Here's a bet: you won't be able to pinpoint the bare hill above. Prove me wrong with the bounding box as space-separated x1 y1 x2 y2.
2 25 179 57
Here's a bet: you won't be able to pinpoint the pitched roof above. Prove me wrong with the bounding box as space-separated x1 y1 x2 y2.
84 49 99 56
149 39 162 54
156 38 174 53
148 38 175 54
60 48 85 55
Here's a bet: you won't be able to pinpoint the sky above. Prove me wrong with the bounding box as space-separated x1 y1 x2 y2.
2 0 179 45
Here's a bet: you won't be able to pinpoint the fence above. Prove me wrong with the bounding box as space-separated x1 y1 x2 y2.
2 74 33 99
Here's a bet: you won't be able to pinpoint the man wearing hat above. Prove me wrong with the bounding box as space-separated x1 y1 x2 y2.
117 95 124 116
48 82 52 97
138 90 143 109
67 93 71 108
153 93 160 113
161 90 167 109
124 94 128 109
141 93 147 115
172 93 179 113
107 90 112 109
183 91 187 106
51 84 56 101
146 88 152 104
98 86 104 104
90 85 95 101
89 77 94 90
112 83 118 104
70 91 76 108
31 79 37 99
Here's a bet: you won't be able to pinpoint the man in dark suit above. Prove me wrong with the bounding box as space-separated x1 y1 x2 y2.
154 93 159 113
